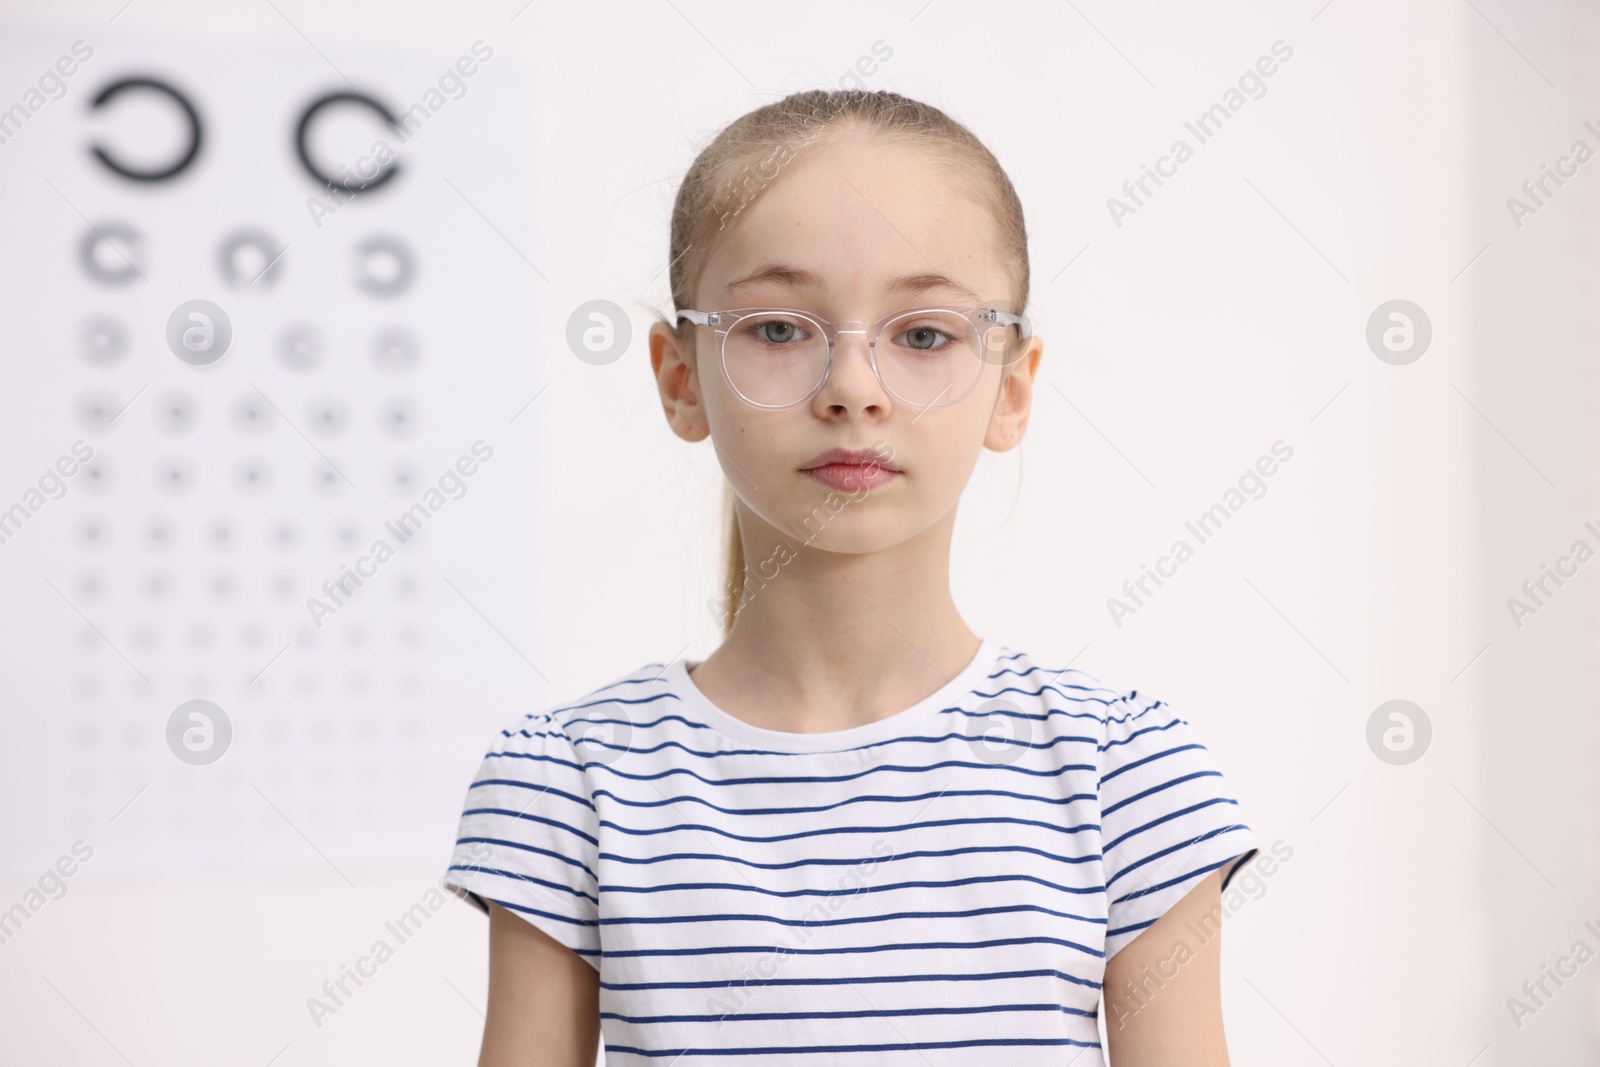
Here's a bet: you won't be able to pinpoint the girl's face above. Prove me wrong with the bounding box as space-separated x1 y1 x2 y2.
650 127 1042 558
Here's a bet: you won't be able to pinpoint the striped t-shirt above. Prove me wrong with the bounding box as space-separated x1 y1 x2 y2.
445 636 1258 1065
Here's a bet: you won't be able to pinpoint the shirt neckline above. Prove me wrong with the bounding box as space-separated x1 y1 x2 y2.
665 636 1001 753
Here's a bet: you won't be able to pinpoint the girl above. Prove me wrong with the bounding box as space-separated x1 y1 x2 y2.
446 88 1259 1066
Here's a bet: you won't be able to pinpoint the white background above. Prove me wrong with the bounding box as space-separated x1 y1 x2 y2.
0 1 1596 1064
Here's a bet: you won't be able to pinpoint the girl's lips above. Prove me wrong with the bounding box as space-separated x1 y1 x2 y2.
801 463 899 492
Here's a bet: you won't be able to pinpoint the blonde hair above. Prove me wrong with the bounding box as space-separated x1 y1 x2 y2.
659 89 1030 637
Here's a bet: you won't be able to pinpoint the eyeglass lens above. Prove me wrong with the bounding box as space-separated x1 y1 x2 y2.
721 310 986 408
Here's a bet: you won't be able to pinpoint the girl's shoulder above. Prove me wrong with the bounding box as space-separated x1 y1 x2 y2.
536 658 684 728
985 643 1140 725
472 658 682 771
986 645 1228 757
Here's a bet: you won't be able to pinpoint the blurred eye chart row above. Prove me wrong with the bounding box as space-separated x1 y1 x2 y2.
0 23 538 879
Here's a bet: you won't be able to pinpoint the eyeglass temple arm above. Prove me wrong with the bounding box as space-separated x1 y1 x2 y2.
982 307 1029 339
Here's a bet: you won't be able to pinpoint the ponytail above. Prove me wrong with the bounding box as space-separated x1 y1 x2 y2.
721 485 745 637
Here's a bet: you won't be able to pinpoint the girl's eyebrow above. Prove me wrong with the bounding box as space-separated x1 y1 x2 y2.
723 263 979 304
723 262 820 296
886 270 980 303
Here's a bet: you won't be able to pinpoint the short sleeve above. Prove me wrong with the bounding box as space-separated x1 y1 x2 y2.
1098 689 1258 960
444 709 602 968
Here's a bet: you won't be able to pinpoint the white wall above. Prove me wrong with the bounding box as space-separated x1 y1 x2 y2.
0 1 1595 1064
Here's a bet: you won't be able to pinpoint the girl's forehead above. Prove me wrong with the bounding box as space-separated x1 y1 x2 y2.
755 144 983 234
697 191 1009 308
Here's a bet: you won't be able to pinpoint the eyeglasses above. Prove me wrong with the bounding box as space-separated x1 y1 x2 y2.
675 305 1029 410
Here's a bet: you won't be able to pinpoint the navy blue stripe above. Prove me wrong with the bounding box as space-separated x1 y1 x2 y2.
461 807 599 847
590 812 1095 846
1099 716 1186 757
600 965 1103 994
564 701 1113 739
1102 796 1238 856
467 778 595 811
482 749 589 777
597 900 1106 931
503 728 574 741
602 871 1105 900
1100 700 1167 736
949 704 1109 728
454 835 599 884
564 711 715 734
986 663 1119 694
545 652 1120 719
604 1001 1096 1025
556 679 1125 741
598 842 1100 874
599 932 1103 962
489 750 1096 786
944 702 1107 724
1102 695 1157 722
1110 828 1249 899
1101 768 1226 818
560 729 1097 761
575 668 672 696
449 862 599 904
605 1036 1100 1057
461 890 601 939
550 690 683 716
588 784 1097 817
969 683 1120 712
1106 854 1239 936
1099 741 1207 789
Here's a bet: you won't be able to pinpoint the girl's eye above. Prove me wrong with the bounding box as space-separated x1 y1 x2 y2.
895 324 954 352
747 318 809 345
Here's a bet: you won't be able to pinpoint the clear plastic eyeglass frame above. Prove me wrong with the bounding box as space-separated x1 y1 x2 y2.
675 305 1030 410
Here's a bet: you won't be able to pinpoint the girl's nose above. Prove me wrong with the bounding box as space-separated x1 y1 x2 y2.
819 329 887 402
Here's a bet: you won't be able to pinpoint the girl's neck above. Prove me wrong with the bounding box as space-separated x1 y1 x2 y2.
690 527 979 733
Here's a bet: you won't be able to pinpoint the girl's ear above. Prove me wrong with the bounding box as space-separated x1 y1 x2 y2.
984 335 1042 453
650 320 712 443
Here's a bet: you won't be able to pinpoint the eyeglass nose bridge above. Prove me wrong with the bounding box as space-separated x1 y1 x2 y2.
826 323 875 342
814 324 885 396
